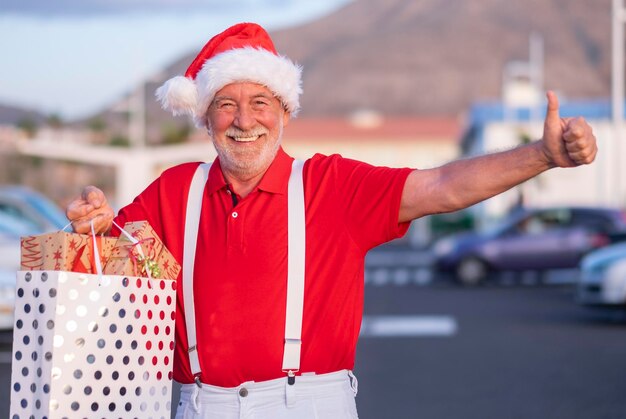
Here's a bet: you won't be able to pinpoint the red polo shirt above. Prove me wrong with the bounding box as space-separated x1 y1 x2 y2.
114 147 412 387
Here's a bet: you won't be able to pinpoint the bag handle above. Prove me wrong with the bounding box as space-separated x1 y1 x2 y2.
90 219 104 277
111 220 153 280
66 216 107 280
67 216 154 282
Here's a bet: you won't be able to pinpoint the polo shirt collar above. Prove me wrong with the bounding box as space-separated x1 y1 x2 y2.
206 147 294 196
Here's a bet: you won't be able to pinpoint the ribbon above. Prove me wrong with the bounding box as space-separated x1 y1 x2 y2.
111 220 155 280
123 238 161 279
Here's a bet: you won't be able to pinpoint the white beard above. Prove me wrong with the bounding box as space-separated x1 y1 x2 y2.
210 120 283 180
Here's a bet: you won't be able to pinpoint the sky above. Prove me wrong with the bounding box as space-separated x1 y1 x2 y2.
0 0 349 121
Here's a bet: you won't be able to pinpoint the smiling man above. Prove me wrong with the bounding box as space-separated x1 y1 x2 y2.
207 82 290 196
66 22 597 419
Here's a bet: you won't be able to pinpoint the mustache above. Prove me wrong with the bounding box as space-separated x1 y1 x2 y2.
224 127 269 138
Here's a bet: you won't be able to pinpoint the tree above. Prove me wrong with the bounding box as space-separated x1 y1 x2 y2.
17 118 38 138
47 114 63 129
161 123 192 145
88 117 107 133
108 135 130 147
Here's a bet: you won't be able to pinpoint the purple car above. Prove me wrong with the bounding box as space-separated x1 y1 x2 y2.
432 207 626 285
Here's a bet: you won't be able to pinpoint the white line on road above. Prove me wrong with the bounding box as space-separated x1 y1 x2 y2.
366 250 433 267
365 268 434 286
360 315 458 337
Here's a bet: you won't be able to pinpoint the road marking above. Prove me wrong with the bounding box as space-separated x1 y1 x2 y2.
391 269 411 286
360 315 457 337
365 268 433 286
366 250 433 267
413 268 433 285
544 269 579 284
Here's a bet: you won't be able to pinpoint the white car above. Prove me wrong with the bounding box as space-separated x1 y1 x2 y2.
0 213 37 330
577 241 626 307
0 188 68 330
0 268 16 330
0 185 69 232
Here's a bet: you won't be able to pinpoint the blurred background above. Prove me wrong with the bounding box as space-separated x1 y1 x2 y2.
1 0 626 418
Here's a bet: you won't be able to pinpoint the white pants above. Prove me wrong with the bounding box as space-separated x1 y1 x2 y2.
175 370 359 419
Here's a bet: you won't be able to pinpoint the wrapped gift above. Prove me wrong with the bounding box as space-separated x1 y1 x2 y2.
21 231 88 271
72 235 117 274
21 232 117 274
104 221 181 280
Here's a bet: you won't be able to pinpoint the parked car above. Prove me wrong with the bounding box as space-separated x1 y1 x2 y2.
0 268 16 330
0 185 68 233
577 241 626 307
0 213 35 331
0 211 39 271
0 186 68 330
433 206 626 285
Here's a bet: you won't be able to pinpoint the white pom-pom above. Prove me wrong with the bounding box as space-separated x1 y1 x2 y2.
155 76 198 116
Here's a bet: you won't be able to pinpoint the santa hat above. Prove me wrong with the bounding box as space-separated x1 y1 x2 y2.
156 22 302 127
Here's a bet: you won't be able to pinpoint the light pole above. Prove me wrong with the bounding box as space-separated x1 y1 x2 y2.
612 0 625 207
529 32 544 122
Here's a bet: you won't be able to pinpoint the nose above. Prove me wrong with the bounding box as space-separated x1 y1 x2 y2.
233 104 256 131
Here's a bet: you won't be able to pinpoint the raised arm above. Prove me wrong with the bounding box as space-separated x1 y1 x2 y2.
399 91 597 223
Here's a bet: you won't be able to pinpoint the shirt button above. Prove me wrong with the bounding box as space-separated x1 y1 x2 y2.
239 387 248 397
232 212 238 218
226 189 232 195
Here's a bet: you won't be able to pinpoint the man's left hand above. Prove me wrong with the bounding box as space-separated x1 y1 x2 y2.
541 90 598 168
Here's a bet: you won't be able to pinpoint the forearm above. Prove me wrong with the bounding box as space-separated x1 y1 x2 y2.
398 91 596 223
400 141 553 222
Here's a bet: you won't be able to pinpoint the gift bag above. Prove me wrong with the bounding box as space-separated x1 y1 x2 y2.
9 270 177 418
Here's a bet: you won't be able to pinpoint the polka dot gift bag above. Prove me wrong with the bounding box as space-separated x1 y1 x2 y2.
10 223 177 418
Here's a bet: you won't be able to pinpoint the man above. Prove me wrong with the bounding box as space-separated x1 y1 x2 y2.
67 22 597 418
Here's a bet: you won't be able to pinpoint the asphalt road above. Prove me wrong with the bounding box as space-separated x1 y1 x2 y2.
356 281 626 419
0 269 625 418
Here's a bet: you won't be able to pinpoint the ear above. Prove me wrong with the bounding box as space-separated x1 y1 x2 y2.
205 117 214 138
282 110 291 127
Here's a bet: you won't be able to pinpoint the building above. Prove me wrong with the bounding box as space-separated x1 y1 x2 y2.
462 99 625 226
283 114 460 169
283 114 462 247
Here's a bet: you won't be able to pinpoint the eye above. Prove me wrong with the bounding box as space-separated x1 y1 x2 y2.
213 99 236 110
252 99 270 109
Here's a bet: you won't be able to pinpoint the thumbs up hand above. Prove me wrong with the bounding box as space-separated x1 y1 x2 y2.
540 91 598 168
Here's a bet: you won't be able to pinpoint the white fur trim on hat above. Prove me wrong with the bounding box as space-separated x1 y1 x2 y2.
155 76 198 117
157 46 302 127
195 46 302 122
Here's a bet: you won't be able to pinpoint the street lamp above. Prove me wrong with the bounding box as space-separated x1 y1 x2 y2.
612 0 625 207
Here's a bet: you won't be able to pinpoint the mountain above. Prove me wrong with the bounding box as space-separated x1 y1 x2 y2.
0 104 48 126
92 0 613 142
267 0 611 116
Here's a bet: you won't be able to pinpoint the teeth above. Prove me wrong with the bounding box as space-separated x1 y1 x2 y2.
232 136 258 143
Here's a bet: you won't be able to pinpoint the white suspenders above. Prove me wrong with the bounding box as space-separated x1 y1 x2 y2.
182 163 211 380
282 160 306 381
182 160 306 386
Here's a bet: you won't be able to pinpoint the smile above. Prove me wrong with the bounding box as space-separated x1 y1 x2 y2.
229 134 264 143
227 131 266 143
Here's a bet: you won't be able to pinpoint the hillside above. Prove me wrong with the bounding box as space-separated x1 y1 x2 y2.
268 0 611 116
0 104 48 126
92 0 613 142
